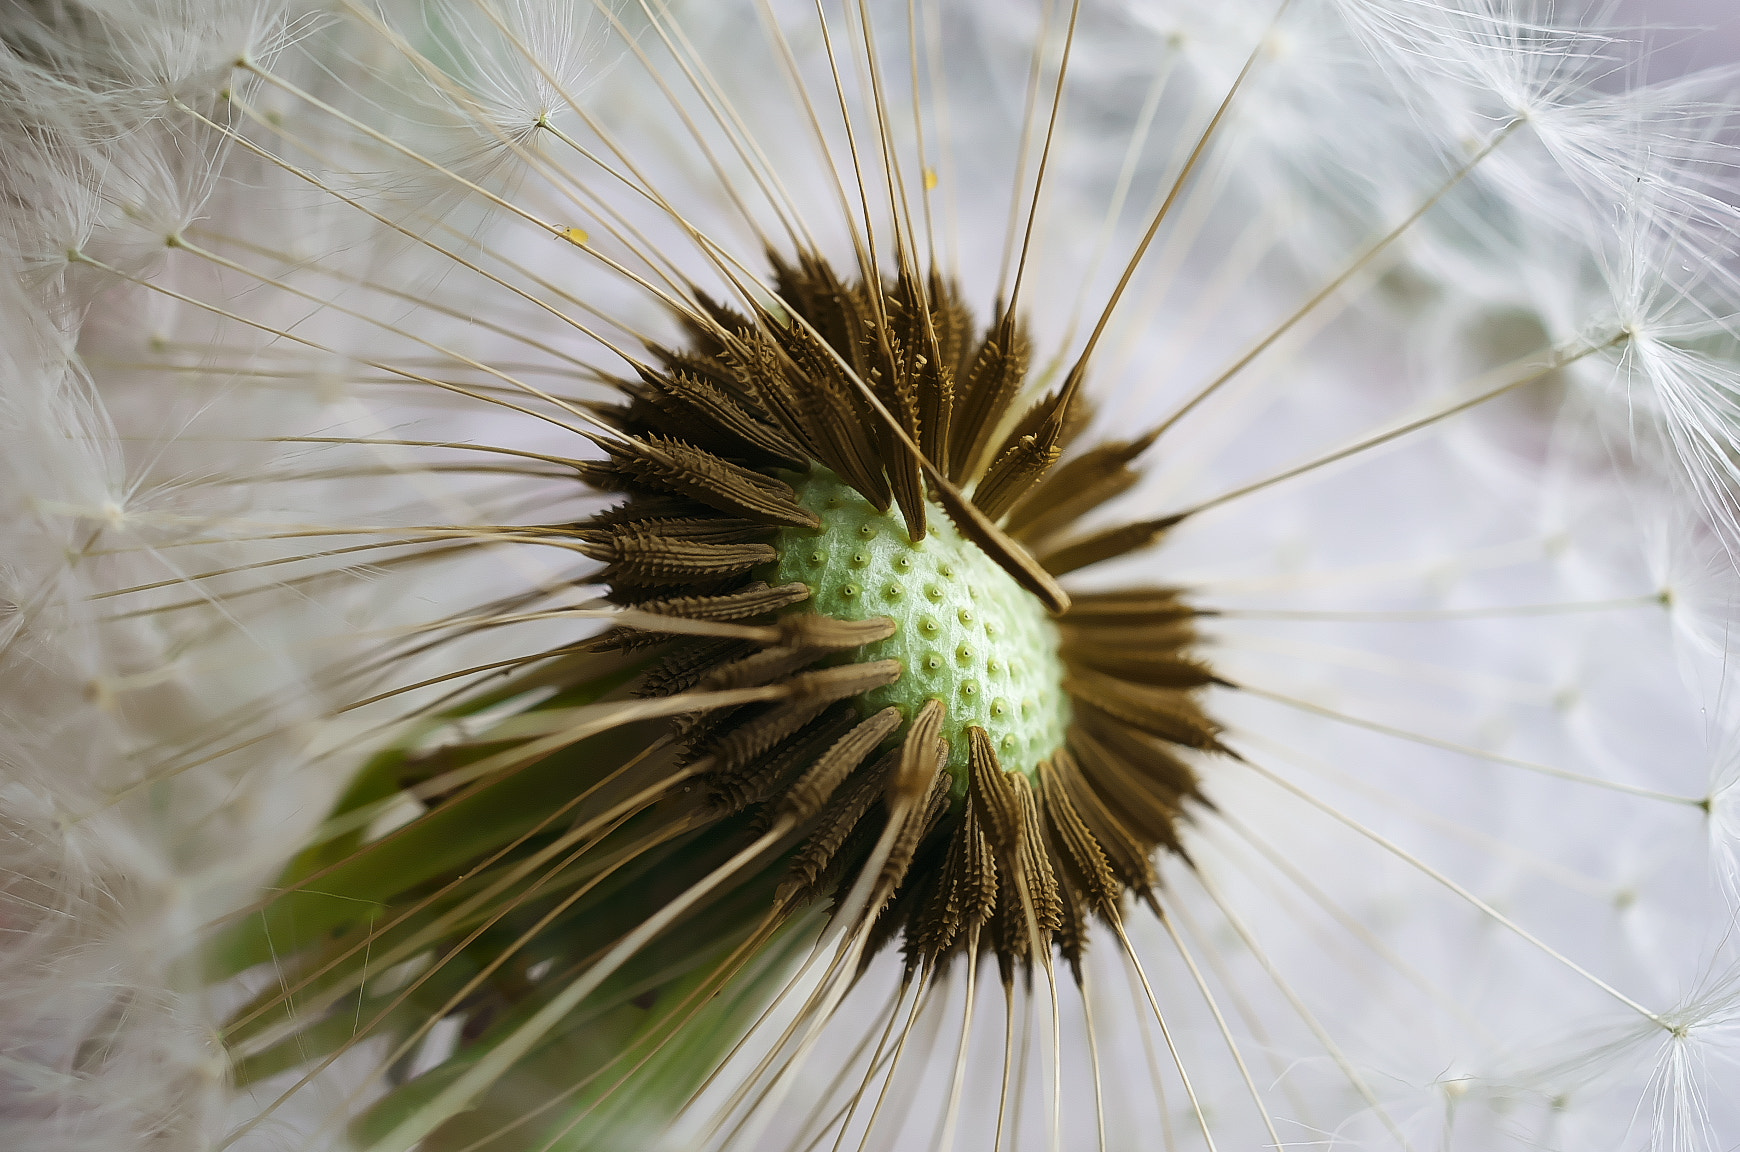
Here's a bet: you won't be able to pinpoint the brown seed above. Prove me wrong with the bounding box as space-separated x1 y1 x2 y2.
950 310 1031 485
597 434 820 528
578 534 777 586
777 747 900 904
972 432 1063 523
1004 440 1145 542
891 698 948 804
782 707 904 821
776 613 898 651
614 581 811 626
1037 759 1120 913
879 766 951 900
708 705 861 815
1037 515 1184 576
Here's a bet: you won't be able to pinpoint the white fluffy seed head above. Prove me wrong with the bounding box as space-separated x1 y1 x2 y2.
4 1 1740 1150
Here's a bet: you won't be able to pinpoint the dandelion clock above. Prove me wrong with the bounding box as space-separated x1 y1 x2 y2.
3 0 1740 1149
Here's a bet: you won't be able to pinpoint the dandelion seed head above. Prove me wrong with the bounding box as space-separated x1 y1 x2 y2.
7 0 1740 1148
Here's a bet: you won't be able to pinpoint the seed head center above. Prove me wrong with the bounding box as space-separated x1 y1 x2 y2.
773 469 1071 792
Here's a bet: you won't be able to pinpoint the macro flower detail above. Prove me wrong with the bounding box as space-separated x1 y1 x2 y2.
209 251 1222 1149
6 0 1740 1150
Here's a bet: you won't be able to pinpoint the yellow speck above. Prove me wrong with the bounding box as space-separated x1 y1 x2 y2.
558 227 589 246
923 168 938 190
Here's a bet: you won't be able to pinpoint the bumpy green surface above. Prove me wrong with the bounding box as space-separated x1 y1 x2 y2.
772 469 1070 791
